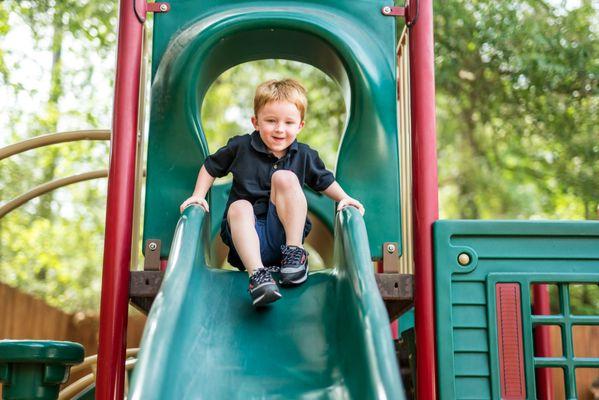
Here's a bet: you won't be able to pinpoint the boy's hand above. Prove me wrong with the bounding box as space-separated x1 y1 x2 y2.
180 196 209 213
337 197 365 216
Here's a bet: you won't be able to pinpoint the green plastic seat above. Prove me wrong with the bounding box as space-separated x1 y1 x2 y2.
0 340 84 400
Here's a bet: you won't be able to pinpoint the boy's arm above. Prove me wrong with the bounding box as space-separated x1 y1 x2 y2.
321 181 365 215
179 165 215 213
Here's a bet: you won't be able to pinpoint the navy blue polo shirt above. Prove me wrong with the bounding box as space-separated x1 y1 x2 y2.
203 131 335 242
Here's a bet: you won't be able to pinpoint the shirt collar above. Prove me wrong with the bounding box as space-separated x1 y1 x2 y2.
250 131 298 156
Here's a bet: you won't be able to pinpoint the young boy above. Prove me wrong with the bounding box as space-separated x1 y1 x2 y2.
180 79 364 306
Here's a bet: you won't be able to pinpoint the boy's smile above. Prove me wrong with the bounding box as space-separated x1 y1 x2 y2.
251 101 305 159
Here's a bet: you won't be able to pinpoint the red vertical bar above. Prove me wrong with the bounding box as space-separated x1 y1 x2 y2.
390 319 399 340
496 283 527 399
533 284 554 400
408 0 439 399
96 0 144 398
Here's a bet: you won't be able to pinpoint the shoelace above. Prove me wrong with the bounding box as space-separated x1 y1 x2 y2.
251 268 274 285
265 265 280 273
281 246 307 266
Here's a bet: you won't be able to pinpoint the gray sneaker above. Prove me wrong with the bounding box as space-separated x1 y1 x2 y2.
279 245 309 286
248 268 282 306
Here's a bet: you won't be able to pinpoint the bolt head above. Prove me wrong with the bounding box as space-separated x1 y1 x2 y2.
383 6 392 14
458 253 471 266
149 242 157 251
159 3 168 11
386 244 396 253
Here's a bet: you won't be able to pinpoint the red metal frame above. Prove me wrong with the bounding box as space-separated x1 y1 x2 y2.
408 0 439 399
533 284 554 399
94 1 437 398
381 6 407 17
96 0 144 398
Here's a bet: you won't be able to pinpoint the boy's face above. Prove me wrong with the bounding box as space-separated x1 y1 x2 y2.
251 101 305 157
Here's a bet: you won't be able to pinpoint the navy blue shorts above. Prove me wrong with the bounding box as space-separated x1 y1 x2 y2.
221 201 311 271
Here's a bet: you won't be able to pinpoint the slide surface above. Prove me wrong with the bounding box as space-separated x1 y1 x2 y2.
129 206 403 399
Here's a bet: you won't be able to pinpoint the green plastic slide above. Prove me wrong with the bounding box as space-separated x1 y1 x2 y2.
129 206 404 399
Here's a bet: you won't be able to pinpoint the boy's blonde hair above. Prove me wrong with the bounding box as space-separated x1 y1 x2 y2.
254 79 307 120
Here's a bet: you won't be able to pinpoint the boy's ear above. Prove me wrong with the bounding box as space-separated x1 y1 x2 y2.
299 120 305 130
251 116 259 130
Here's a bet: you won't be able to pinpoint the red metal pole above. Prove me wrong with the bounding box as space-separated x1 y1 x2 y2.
96 0 144 398
408 0 439 399
533 284 555 399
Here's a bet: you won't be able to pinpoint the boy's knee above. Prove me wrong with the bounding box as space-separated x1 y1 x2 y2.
227 200 253 219
271 170 300 191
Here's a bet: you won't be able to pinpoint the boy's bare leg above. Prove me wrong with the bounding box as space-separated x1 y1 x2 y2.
270 170 307 247
227 200 262 275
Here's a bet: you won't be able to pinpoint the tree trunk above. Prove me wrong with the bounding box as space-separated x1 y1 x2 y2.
37 7 64 219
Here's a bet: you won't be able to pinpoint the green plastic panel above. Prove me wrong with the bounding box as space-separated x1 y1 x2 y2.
143 0 402 260
0 341 83 364
434 220 599 400
0 340 84 400
129 206 404 399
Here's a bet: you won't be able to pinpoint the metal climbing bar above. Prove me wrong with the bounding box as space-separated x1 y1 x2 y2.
0 130 110 160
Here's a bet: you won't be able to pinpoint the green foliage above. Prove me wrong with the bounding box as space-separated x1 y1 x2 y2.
569 284 599 315
0 0 597 314
201 60 346 169
548 284 599 316
0 3 9 84
434 0 599 220
0 0 116 312
1 187 105 311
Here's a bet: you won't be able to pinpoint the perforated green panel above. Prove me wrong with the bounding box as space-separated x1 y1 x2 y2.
434 220 599 400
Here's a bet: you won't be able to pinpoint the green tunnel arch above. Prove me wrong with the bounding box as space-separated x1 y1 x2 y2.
143 3 402 260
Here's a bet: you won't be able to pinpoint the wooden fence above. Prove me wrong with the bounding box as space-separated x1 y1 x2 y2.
0 282 146 395
0 281 146 353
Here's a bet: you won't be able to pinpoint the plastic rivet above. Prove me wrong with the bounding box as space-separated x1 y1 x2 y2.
149 242 157 251
457 253 471 266
386 244 396 253
383 6 392 14
159 3 168 11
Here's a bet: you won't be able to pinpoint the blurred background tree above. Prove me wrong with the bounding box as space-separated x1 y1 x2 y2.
0 0 596 312
435 0 598 220
0 0 116 311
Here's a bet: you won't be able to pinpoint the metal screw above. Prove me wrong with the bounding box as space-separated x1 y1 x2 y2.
382 6 392 14
159 3 168 12
149 242 157 251
457 252 471 266
386 244 396 254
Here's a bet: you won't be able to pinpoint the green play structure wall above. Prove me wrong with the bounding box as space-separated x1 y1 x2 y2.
142 0 402 260
434 220 599 399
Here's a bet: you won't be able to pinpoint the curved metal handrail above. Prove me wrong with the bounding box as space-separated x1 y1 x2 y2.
0 170 108 218
0 129 114 219
59 348 139 400
0 130 110 161
69 348 139 376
